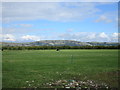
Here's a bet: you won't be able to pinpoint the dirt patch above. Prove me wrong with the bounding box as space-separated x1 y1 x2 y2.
44 79 109 89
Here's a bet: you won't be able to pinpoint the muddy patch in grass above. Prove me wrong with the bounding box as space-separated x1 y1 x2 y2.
43 70 119 89
44 79 110 89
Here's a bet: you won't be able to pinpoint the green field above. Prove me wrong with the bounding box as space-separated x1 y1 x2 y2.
2 49 118 88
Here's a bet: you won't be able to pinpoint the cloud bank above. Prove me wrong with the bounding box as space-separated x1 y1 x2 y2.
2 34 16 41
2 2 117 23
1 32 119 42
58 32 119 42
21 35 41 41
1 2 118 43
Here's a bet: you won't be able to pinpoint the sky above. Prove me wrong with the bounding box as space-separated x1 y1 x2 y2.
1 2 119 42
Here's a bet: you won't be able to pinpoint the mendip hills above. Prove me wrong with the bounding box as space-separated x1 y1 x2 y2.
1 40 119 46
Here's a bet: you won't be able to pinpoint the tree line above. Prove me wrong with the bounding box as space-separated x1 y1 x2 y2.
1 45 120 50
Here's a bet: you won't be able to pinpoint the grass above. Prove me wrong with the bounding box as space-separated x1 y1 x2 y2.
2 49 119 88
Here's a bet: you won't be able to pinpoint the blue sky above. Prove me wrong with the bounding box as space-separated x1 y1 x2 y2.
1 2 119 42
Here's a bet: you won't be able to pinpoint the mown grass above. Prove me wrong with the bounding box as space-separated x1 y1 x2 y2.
2 49 118 88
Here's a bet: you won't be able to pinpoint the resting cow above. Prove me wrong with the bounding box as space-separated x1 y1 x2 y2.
56 48 59 51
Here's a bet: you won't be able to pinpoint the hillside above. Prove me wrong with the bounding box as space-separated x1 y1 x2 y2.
1 40 119 46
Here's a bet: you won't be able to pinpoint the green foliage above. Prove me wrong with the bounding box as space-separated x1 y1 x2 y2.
2 45 119 50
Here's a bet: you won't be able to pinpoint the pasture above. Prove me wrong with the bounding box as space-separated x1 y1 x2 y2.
2 49 118 88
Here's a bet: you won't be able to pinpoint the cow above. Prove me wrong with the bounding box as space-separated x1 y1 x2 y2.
56 48 60 51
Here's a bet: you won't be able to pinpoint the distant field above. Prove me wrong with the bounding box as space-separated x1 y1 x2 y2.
2 49 118 88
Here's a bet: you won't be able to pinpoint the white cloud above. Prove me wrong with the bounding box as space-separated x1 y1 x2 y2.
2 2 100 22
21 35 40 41
2 34 16 41
112 32 118 37
95 10 118 23
111 32 120 42
58 32 119 42
86 33 96 39
98 32 108 38
1 2 117 24
1 32 119 42
95 15 112 23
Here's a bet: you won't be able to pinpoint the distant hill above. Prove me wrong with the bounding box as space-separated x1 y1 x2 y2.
2 40 119 46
